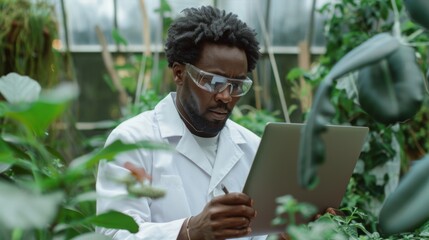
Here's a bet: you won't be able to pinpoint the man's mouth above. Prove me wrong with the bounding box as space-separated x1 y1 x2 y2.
208 108 229 120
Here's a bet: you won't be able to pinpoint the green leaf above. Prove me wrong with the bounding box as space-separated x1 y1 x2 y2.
0 181 64 229
329 33 400 80
357 45 424 124
1 83 79 136
71 232 112 240
112 28 128 46
286 68 306 81
379 155 429 235
404 0 429 30
0 138 13 172
0 138 13 162
84 211 139 233
0 73 41 103
154 0 172 13
68 139 172 171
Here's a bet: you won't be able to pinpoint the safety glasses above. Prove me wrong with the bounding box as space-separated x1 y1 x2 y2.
185 63 253 97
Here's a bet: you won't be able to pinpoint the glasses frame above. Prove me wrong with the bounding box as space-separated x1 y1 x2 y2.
185 63 253 97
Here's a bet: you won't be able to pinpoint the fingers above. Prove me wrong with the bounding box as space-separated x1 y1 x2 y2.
191 193 257 239
212 216 251 230
190 213 253 239
207 200 256 220
213 227 252 239
208 217 252 239
212 192 253 206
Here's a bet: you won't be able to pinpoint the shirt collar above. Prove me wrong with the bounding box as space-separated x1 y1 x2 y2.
155 92 246 144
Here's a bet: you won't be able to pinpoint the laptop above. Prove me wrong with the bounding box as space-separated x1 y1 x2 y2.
243 122 368 236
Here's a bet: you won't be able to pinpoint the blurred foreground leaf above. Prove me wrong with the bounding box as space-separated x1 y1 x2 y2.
0 83 79 136
0 181 63 229
83 210 139 234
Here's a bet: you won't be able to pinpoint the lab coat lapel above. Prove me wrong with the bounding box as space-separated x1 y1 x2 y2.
208 126 243 193
176 129 213 176
156 93 212 176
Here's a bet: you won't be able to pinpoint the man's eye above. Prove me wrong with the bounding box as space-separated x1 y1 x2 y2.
231 82 241 90
213 82 225 89
199 75 211 83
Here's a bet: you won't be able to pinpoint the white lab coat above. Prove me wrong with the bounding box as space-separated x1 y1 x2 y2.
96 93 267 239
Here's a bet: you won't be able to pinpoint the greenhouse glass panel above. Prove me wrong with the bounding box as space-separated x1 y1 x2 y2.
55 0 329 51
269 0 329 47
64 0 115 46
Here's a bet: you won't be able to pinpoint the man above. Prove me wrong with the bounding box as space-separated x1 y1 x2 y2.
96 5 265 239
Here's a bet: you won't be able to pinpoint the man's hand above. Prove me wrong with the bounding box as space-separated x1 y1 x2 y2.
184 192 256 240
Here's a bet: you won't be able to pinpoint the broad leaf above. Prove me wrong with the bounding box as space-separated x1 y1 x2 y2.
83 210 139 234
0 181 63 229
329 33 400 80
357 45 424 124
1 83 78 136
379 155 429 235
298 33 401 188
0 73 41 103
404 0 429 29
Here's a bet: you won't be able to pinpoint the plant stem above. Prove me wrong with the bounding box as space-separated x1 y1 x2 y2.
256 3 290 122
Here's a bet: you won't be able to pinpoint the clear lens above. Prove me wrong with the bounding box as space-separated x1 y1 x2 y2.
186 64 253 97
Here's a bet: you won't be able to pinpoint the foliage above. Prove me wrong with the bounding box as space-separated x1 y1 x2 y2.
0 0 62 87
232 105 282 137
278 0 429 238
313 0 428 220
0 73 169 239
273 193 429 240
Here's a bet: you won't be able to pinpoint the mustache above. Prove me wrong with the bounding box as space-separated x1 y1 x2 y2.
209 103 231 112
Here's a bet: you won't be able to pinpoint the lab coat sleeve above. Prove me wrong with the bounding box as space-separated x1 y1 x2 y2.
96 126 184 239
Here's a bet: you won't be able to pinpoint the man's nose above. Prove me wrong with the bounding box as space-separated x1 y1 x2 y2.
214 84 233 103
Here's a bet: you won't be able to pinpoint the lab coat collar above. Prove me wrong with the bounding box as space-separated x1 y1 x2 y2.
155 93 246 183
155 92 246 144
155 93 185 138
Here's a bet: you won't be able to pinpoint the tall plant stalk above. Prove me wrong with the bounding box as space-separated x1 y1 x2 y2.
256 2 290 122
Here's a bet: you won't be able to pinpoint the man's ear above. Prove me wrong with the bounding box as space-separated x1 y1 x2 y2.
172 62 185 85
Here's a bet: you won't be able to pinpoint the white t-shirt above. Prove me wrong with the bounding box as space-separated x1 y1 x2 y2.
193 133 219 168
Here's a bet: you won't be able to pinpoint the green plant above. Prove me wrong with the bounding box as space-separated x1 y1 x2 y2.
0 73 169 239
275 0 429 238
0 0 61 87
231 105 282 137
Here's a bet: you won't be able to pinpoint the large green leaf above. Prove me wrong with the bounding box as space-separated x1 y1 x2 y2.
404 0 429 29
83 211 139 234
0 73 41 103
298 33 401 188
357 45 424 124
1 83 79 136
379 155 429 235
0 181 63 229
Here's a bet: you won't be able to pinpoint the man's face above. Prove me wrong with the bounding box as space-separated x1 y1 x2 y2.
174 43 249 137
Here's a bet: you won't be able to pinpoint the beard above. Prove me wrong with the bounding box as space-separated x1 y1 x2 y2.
180 92 231 135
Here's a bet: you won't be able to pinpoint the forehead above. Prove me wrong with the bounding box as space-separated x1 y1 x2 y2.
195 43 248 76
